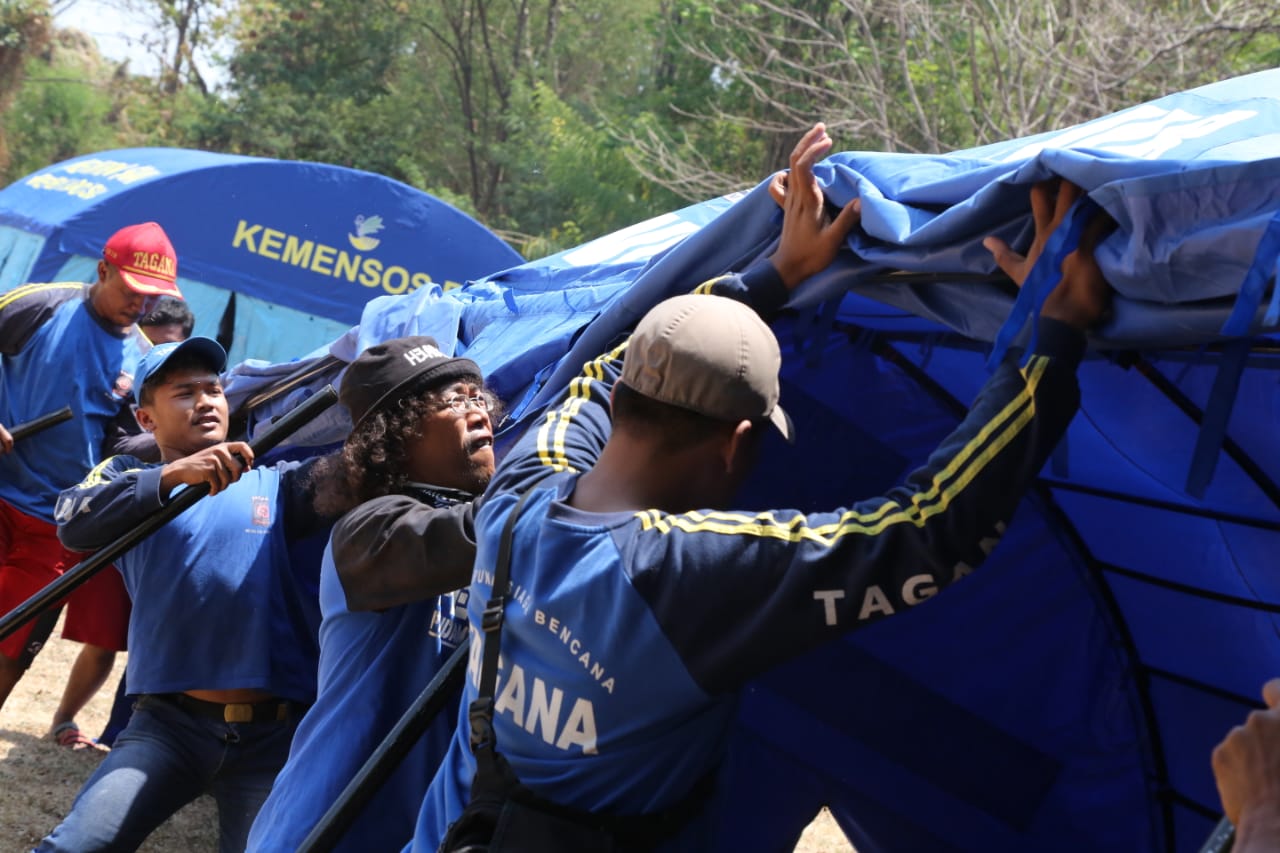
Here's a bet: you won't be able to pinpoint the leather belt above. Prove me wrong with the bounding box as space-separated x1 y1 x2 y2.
156 692 303 724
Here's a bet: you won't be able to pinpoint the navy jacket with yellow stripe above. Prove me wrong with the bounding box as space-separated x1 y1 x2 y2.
412 263 1086 850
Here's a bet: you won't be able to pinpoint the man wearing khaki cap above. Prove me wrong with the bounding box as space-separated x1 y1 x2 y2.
0 222 185 736
410 125 1112 850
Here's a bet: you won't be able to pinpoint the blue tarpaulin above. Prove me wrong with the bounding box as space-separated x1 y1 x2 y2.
127 69 1280 851
0 148 523 364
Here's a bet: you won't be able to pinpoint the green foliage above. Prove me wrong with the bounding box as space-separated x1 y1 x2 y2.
497 81 682 248
6 0 1280 253
1 54 116 183
199 0 438 176
0 0 50 142
0 0 47 50
230 0 407 100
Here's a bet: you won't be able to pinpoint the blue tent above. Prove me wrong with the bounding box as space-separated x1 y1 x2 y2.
0 148 523 364
237 69 1279 852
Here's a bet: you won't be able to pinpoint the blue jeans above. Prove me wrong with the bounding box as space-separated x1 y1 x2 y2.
37 694 299 853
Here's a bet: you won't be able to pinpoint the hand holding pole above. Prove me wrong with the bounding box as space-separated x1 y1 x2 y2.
0 387 339 642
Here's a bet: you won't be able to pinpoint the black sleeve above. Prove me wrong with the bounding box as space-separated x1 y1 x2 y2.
276 456 346 542
0 283 83 355
56 458 163 552
332 496 478 611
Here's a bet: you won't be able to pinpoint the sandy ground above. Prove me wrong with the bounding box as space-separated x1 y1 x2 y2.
0 623 215 852
0 624 853 852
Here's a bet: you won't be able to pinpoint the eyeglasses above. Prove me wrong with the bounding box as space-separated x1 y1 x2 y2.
443 394 491 414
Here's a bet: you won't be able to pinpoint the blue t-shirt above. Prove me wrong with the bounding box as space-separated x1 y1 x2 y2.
247 493 470 853
56 457 328 702
409 268 1086 850
0 284 145 521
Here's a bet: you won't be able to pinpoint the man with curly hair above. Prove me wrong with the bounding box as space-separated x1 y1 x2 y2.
247 336 498 853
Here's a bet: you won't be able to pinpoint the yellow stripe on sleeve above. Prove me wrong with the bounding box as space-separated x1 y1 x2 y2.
691 278 727 296
74 456 147 489
535 341 628 472
0 282 83 312
636 355 1050 546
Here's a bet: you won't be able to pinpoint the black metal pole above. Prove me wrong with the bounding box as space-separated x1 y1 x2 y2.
297 639 470 853
8 406 73 442
0 386 339 642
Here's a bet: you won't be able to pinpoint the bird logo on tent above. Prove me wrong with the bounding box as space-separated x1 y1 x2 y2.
348 214 385 251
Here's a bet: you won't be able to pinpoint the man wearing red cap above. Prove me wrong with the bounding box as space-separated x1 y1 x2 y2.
0 221 184 740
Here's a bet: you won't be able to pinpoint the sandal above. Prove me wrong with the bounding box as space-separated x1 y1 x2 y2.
51 721 109 752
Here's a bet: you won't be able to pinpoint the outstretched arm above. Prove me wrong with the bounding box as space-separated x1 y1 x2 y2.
634 179 1117 692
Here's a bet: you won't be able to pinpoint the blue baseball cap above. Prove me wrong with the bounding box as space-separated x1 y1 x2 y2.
134 336 227 399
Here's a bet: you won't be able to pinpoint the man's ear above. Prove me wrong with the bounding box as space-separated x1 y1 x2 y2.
723 419 756 475
97 260 110 283
134 404 157 433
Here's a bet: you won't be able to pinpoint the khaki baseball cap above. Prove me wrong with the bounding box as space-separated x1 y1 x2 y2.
621 294 793 442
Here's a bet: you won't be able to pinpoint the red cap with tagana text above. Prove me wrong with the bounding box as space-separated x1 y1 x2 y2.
102 222 182 298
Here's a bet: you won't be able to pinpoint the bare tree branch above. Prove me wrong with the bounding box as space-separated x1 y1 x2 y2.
625 0 1280 201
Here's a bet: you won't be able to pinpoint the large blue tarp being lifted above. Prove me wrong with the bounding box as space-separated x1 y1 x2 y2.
226 69 1280 852
0 148 523 364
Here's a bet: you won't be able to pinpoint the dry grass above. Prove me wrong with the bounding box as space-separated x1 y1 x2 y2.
0 624 852 852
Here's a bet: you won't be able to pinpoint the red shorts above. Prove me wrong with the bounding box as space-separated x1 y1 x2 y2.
0 499 130 661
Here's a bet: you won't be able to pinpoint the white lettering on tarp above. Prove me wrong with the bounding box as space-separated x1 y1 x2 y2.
62 159 161 184
26 174 107 200
25 159 163 200
230 218 452 296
